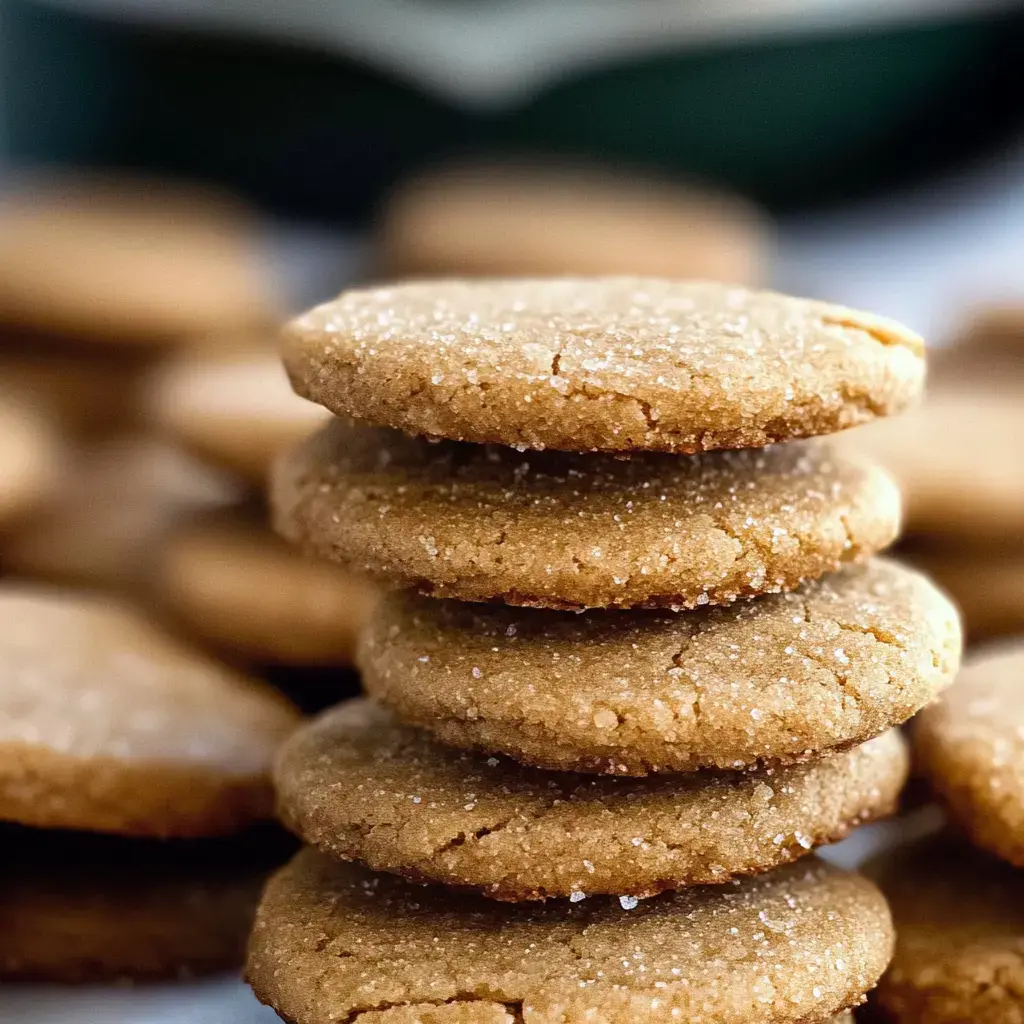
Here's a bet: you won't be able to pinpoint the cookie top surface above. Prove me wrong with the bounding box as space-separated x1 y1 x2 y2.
158 513 379 665
0 176 277 343
275 699 908 901
838 389 1024 543
145 347 331 483
871 837 1024 1024
284 278 924 453
0 823 289 982
248 850 891 1024
378 162 768 285
914 644 1024 867
272 419 900 611
0 585 300 836
360 559 961 774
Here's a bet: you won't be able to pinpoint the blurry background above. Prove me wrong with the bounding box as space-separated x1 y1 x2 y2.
1 0 1024 1021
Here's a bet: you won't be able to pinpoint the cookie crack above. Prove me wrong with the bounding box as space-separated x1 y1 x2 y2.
819 313 922 354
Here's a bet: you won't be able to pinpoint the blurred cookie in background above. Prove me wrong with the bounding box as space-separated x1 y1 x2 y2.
144 347 331 488
0 824 294 982
869 836 1024 1024
377 160 770 284
157 509 378 667
839 390 1024 545
0 174 279 345
1 437 238 595
899 542 1024 642
0 395 60 532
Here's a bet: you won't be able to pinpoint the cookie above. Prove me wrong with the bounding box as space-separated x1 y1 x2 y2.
839 390 1024 543
145 347 331 485
284 278 924 454
0 823 292 982
377 161 769 285
0 585 300 837
275 699 907 901
870 836 1024 1024
0 174 277 343
247 850 891 1024
158 512 378 665
914 644 1024 867
900 544 1024 641
2 437 238 593
0 396 60 530
272 419 900 611
360 559 960 775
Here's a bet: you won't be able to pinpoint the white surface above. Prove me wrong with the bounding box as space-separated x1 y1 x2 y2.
36 0 1020 107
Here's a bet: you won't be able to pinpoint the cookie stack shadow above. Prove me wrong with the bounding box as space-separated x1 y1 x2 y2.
248 279 963 1024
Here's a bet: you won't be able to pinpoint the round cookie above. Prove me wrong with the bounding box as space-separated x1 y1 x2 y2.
377 161 770 285
0 396 60 530
0 175 277 343
914 644 1024 867
839 389 1024 543
870 836 1024 1024
158 512 378 665
272 419 900 611
285 278 924 454
2 437 238 593
276 699 908 901
248 850 892 1024
0 584 300 837
145 347 331 485
360 559 961 775
0 823 291 982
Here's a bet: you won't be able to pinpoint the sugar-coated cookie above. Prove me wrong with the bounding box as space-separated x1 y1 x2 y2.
871 837 1024 1024
145 347 331 485
158 512 378 665
0 175 277 343
0 823 292 982
285 278 924 454
914 644 1024 867
275 699 907 901
0 585 300 836
273 419 900 611
378 161 769 284
247 851 891 1024
360 559 960 774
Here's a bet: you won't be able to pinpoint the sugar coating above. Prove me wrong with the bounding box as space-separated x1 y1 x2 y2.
914 643 1024 867
145 348 330 483
283 278 924 454
275 699 907 901
247 851 891 1024
360 559 961 775
272 419 900 611
871 837 1024 1024
0 585 300 836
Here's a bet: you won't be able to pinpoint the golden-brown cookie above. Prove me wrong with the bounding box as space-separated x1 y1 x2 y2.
2 437 238 593
0 823 292 982
0 175 277 343
145 347 331 485
914 644 1024 867
272 419 900 611
377 161 770 284
247 851 892 1024
0 396 60 530
158 512 378 665
275 699 908 901
360 559 961 774
839 390 1024 544
0 585 300 837
870 836 1024 1024
284 278 924 454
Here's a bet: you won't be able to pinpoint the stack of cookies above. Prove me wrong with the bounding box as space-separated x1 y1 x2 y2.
250 278 963 1024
